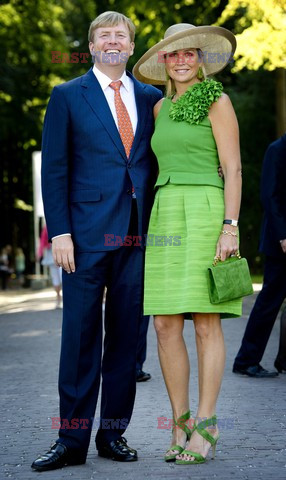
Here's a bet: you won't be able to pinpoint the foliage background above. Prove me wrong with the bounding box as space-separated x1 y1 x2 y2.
0 0 285 273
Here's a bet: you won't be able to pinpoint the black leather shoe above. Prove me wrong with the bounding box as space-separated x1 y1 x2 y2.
136 369 151 382
274 358 286 373
31 443 86 471
97 437 137 462
233 364 278 378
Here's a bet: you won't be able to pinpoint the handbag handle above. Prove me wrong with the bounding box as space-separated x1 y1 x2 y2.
213 251 241 267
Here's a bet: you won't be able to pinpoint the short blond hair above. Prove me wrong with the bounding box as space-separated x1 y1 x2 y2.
88 11 136 43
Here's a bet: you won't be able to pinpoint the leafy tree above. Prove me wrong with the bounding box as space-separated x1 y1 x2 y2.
217 0 286 136
0 0 71 264
218 0 286 71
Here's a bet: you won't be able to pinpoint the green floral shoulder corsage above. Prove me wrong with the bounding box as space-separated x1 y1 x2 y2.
169 79 223 125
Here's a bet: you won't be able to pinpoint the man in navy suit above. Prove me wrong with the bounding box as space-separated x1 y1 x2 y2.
233 134 286 378
31 11 162 471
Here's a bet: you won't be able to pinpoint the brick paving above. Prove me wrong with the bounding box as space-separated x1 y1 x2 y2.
0 287 285 480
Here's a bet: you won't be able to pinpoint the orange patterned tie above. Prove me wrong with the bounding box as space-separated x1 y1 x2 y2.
110 80 134 158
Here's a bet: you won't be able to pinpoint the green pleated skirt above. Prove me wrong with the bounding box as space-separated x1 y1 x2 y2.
144 184 242 319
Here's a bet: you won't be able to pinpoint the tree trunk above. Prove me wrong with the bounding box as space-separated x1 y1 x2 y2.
276 68 286 137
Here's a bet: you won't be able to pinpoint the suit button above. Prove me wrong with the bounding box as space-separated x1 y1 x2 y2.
127 164 131 169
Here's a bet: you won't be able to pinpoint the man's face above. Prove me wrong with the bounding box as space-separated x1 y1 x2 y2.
89 22 135 68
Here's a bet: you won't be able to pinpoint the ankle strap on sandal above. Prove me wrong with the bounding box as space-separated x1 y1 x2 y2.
196 415 217 430
194 415 218 446
174 410 193 439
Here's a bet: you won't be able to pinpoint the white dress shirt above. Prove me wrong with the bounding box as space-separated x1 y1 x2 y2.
52 66 138 240
92 65 138 134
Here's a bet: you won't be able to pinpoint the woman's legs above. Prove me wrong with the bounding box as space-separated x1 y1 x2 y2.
54 284 62 306
154 314 190 452
49 265 62 307
177 313 224 461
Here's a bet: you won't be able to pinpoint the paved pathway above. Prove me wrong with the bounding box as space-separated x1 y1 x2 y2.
0 287 285 480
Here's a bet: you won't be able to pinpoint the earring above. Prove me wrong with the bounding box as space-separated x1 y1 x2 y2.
197 66 204 80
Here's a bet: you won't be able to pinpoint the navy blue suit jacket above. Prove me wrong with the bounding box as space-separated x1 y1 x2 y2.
41 69 162 252
259 134 286 258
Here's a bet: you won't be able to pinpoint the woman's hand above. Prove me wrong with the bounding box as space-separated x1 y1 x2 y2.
215 228 239 261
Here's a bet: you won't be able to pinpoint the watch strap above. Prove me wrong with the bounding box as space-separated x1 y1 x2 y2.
223 219 238 227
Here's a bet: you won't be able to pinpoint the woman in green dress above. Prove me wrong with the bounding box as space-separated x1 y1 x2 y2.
133 24 241 465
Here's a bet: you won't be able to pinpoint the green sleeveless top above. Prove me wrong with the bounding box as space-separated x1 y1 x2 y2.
151 80 224 189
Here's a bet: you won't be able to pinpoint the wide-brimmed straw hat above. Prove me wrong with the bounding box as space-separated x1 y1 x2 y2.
133 23 236 84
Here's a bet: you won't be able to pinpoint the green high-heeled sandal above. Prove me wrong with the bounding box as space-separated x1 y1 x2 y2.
175 415 219 465
164 410 193 462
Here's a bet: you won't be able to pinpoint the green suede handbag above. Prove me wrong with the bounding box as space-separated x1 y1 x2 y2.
207 253 253 304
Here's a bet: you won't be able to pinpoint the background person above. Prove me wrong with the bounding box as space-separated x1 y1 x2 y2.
0 246 12 290
38 224 62 308
233 134 286 377
136 314 151 382
276 306 286 373
14 247 26 287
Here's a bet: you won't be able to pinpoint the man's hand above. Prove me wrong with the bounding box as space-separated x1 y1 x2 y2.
52 235 75 273
280 239 286 254
218 164 224 179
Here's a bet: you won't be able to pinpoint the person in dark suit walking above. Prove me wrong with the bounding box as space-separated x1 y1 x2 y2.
31 11 162 471
136 314 151 382
233 134 286 378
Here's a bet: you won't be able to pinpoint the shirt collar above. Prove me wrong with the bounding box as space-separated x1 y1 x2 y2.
92 65 131 92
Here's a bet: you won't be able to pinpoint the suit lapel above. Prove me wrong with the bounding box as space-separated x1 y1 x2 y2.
80 69 126 161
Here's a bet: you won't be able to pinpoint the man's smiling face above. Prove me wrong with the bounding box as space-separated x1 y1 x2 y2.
89 22 135 69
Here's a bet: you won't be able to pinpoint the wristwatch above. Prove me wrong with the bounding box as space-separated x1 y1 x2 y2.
223 219 238 227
